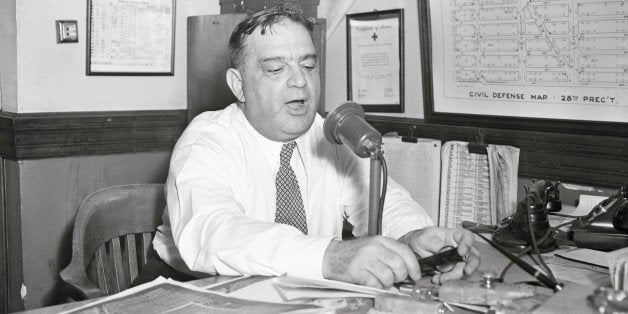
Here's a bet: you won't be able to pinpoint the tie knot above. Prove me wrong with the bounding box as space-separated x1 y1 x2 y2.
280 142 296 165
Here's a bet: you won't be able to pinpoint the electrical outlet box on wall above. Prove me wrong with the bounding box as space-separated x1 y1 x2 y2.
56 20 78 43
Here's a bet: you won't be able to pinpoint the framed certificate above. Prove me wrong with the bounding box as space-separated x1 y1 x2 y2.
419 0 628 136
347 9 404 113
87 0 176 75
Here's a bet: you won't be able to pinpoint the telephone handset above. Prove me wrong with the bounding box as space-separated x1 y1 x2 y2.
569 185 628 251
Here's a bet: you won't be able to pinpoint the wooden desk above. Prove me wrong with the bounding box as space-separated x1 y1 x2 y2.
19 236 604 313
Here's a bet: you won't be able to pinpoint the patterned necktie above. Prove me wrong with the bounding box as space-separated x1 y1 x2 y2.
275 142 308 234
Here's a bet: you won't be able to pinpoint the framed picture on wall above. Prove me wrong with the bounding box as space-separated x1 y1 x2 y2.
87 0 176 76
346 9 404 113
418 0 628 136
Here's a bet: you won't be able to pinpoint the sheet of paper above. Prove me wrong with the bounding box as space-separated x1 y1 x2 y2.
550 194 608 226
487 144 520 220
439 142 519 228
439 141 491 227
608 246 628 290
555 247 609 268
382 136 442 223
574 194 609 216
536 256 610 287
227 276 377 303
61 277 323 314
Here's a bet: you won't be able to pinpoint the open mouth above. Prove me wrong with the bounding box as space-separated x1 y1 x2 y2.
286 99 305 106
285 99 308 115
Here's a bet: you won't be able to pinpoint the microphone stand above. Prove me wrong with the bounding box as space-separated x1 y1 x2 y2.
367 143 383 236
322 101 386 237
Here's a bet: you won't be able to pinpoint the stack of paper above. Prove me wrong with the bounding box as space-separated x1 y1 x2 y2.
382 137 520 228
382 136 441 223
608 246 628 291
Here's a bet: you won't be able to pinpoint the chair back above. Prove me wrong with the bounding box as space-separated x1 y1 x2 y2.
60 184 165 300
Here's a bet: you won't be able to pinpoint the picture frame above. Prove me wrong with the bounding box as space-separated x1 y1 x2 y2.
418 0 628 136
87 0 176 76
346 9 404 113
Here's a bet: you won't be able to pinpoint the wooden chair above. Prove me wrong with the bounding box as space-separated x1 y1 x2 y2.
60 184 165 300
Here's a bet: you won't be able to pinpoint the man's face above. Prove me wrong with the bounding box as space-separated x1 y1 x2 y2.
237 20 320 142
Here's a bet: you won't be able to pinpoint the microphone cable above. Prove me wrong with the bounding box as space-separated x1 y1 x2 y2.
377 151 388 236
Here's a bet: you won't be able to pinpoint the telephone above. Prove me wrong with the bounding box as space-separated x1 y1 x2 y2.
568 185 628 251
492 180 559 253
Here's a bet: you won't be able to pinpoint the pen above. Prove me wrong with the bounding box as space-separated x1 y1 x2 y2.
474 232 563 292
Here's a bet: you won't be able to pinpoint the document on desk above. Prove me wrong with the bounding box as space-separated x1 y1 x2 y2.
382 136 442 223
61 277 323 314
439 141 519 228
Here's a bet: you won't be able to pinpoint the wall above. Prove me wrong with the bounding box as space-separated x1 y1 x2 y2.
321 0 424 118
0 0 17 112
12 0 220 113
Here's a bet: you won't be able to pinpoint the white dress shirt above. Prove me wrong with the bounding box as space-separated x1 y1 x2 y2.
153 103 434 280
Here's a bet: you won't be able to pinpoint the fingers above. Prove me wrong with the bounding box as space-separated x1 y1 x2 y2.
364 259 394 289
377 237 421 281
463 246 481 275
453 230 481 275
376 248 409 283
432 261 466 284
453 229 476 257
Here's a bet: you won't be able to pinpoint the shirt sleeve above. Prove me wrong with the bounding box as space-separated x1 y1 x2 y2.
167 125 333 279
338 146 435 239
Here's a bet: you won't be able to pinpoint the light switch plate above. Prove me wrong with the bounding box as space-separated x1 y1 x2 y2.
56 20 78 43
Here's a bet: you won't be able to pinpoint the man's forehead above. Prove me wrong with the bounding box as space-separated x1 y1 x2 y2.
244 21 315 59
246 20 312 44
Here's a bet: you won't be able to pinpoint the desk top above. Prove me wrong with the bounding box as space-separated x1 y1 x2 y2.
20 236 605 314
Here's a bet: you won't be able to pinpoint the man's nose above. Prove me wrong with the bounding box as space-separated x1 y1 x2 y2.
287 67 307 88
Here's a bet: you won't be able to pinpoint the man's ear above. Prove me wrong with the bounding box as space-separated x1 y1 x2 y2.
226 68 245 103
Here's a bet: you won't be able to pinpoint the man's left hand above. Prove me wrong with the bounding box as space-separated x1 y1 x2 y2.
398 227 481 284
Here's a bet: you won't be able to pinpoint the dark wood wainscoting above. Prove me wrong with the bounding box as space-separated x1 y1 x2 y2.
0 110 187 160
366 115 628 189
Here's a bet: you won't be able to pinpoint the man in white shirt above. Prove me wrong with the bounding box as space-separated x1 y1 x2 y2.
150 4 480 289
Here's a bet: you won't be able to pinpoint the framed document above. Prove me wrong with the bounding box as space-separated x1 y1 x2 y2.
87 0 176 76
347 9 404 113
419 0 628 136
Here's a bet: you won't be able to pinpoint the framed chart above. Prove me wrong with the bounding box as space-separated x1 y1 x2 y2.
87 0 176 75
347 9 405 113
419 0 628 136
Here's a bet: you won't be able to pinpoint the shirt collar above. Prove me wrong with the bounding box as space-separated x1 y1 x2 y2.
236 104 311 177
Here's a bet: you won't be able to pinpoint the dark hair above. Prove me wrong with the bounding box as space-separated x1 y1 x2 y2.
228 2 314 69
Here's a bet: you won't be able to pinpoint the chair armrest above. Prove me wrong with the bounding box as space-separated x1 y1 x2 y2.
60 265 106 301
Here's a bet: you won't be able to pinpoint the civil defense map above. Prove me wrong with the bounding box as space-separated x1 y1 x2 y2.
430 0 628 122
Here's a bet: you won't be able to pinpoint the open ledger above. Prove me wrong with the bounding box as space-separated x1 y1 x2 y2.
382 135 519 227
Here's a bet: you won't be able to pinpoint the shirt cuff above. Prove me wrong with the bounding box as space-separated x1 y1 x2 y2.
284 235 335 280
383 215 434 240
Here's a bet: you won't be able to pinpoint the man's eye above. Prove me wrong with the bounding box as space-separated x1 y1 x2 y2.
265 67 283 74
302 63 317 71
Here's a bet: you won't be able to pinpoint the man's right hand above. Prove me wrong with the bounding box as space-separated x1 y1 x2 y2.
321 236 421 289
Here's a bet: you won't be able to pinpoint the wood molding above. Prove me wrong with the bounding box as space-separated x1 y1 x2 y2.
366 115 628 188
0 110 187 160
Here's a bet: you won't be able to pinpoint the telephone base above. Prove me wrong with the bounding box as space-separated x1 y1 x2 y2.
492 226 557 254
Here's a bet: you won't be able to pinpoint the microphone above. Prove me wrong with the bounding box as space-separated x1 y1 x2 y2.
323 101 382 158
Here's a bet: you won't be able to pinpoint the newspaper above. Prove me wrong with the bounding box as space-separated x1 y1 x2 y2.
61 277 324 314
